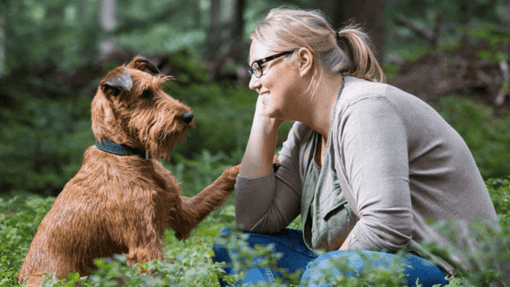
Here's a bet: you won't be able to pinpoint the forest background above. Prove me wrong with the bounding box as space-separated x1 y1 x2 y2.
0 0 510 286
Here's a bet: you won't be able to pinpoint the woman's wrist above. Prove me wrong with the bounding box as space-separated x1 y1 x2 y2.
239 116 281 177
252 114 283 137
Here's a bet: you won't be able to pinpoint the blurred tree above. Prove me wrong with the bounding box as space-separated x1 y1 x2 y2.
233 0 246 44
0 15 4 77
191 0 202 29
317 0 385 63
207 0 222 65
100 0 117 58
206 0 248 80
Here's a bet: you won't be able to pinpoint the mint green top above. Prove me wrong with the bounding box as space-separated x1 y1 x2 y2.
301 130 357 251
300 81 357 251
234 76 498 275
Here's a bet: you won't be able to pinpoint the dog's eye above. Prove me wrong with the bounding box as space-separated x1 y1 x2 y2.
141 89 153 101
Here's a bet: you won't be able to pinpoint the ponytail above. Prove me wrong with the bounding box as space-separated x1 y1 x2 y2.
337 27 386 83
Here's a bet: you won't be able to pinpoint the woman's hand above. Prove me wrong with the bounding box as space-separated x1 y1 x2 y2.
254 94 285 128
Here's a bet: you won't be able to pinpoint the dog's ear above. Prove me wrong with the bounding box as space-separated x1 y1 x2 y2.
127 56 160 74
100 67 133 96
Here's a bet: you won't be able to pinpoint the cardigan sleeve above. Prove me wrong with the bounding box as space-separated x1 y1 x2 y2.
338 96 414 251
234 123 307 233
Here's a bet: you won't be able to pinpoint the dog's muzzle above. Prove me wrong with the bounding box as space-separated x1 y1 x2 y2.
180 112 194 126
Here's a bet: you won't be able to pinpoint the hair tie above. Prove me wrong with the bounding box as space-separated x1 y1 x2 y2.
336 31 341 42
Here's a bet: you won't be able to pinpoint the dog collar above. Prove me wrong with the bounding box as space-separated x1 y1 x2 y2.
95 139 148 159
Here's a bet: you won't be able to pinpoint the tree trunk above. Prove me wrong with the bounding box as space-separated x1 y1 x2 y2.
99 0 116 58
207 0 221 60
316 0 338 27
191 0 201 29
318 0 385 64
0 16 5 77
232 0 245 43
206 0 239 80
458 0 471 25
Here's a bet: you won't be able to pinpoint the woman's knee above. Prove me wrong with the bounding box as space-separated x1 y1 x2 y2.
301 250 447 287
301 250 369 283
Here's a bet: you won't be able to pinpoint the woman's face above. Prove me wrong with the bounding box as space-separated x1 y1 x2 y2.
248 40 308 119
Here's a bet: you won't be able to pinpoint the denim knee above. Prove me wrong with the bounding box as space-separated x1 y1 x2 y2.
301 250 447 287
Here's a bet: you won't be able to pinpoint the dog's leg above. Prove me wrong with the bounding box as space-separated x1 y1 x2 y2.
19 275 47 287
185 164 240 219
171 164 240 240
125 246 164 265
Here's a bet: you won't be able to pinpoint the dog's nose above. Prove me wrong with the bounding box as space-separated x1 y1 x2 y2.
180 112 194 125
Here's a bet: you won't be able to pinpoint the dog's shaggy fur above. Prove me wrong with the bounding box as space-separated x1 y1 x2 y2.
17 57 240 286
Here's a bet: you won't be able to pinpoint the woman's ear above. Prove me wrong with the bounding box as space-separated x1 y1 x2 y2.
296 48 314 77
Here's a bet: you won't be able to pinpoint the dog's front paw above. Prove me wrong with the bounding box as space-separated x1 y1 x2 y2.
222 164 241 181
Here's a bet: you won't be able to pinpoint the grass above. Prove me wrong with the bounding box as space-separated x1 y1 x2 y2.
2 174 510 286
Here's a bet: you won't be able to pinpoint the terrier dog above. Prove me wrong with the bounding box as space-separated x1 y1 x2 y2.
17 57 240 286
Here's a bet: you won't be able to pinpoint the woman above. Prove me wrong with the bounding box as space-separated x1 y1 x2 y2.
213 7 498 287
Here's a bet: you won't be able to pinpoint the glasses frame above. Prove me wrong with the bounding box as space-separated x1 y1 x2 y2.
249 50 295 78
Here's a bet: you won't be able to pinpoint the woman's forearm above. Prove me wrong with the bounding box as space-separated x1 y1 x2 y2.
239 115 281 177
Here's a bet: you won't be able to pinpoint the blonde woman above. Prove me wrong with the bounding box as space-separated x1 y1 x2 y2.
213 7 498 287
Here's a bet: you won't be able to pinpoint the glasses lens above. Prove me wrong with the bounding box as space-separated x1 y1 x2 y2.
253 63 262 78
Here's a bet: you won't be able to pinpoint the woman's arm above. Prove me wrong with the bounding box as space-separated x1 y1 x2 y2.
235 96 303 232
239 96 282 178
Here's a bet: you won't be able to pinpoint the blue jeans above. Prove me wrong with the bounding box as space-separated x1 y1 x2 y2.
212 226 448 287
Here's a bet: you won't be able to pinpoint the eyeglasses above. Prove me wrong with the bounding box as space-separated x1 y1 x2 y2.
248 50 295 78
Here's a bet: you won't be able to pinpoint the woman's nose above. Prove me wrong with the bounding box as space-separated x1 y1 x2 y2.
248 75 259 90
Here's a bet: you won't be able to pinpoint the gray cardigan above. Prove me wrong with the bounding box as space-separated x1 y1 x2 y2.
234 76 498 274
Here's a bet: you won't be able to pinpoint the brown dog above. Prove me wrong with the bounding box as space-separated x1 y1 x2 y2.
17 57 240 286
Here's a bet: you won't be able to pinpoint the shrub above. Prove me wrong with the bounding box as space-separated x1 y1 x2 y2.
3 161 510 286
0 192 56 286
0 90 93 196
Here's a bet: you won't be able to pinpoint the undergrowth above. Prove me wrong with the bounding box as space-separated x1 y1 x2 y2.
1 176 509 286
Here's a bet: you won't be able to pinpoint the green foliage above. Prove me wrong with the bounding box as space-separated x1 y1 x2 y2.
486 177 510 243
416 177 510 287
433 95 510 179
3 173 510 286
486 176 510 219
462 24 510 63
0 192 55 286
0 89 93 196
419 218 510 286
2 0 99 72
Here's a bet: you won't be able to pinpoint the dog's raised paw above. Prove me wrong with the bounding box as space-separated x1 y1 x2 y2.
224 164 241 180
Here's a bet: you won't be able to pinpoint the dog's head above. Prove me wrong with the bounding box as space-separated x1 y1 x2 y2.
91 56 194 161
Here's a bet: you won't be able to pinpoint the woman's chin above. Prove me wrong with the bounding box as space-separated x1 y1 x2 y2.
261 100 285 119
264 109 284 120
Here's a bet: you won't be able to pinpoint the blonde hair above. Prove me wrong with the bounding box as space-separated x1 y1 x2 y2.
250 8 385 97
